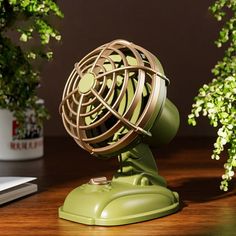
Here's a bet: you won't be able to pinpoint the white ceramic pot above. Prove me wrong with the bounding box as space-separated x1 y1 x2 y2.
0 109 43 161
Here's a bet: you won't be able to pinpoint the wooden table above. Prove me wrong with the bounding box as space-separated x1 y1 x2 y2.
0 137 235 236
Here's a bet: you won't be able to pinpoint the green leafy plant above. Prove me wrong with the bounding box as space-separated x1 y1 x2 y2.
0 0 63 136
188 0 236 191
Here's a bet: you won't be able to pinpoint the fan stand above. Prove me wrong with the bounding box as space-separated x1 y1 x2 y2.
59 143 179 226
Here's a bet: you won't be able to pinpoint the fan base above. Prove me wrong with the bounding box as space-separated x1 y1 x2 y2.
59 181 179 226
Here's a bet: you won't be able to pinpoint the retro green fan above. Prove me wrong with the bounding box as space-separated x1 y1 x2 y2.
59 39 180 226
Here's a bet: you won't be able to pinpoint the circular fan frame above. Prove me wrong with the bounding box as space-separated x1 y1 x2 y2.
59 39 169 157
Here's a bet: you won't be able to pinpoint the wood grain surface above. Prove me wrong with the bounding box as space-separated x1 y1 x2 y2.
0 137 235 236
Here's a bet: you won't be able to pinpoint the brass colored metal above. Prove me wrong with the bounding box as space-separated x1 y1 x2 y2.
59 39 168 156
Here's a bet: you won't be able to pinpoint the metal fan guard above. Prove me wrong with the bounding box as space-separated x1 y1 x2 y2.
59 39 169 157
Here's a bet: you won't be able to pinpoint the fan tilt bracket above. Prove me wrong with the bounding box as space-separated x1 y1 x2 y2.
113 142 167 187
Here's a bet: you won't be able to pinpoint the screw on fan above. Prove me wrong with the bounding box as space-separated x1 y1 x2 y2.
59 39 169 157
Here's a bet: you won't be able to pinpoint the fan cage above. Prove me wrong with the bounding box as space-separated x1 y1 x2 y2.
60 39 168 157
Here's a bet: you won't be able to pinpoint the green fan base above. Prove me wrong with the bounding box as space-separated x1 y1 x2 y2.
59 181 179 226
59 143 180 226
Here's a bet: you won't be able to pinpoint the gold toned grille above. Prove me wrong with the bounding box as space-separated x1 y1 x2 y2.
59 39 169 156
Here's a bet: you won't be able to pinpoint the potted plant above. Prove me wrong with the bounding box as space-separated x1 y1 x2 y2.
0 0 63 160
188 0 236 191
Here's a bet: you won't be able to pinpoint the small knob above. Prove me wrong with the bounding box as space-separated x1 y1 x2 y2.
89 177 109 185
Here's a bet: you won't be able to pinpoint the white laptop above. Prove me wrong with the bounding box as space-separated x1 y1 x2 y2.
0 177 37 205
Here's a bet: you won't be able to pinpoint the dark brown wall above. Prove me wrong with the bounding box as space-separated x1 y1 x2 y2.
39 0 221 137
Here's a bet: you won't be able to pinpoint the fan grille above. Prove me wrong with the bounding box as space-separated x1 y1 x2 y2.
59 39 169 156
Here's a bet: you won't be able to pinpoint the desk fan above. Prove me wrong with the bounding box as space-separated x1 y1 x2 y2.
59 39 180 226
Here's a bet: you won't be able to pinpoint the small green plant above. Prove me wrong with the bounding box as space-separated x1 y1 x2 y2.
0 0 63 136
188 0 236 191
